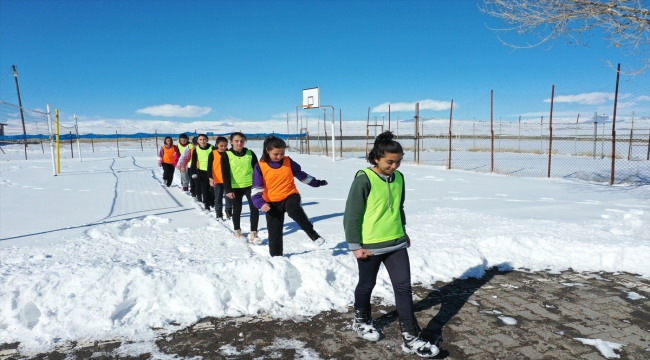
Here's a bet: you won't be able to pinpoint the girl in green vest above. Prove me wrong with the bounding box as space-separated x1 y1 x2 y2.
343 131 439 358
221 132 260 243
190 134 215 211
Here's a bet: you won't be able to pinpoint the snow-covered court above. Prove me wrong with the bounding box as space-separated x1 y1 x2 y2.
1 150 648 356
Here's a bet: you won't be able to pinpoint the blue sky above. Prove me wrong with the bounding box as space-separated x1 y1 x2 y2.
0 0 646 124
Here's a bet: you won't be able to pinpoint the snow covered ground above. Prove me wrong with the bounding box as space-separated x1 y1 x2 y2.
1 148 648 356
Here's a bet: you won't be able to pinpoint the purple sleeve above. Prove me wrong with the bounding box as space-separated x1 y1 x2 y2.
158 147 164 158
290 158 325 187
251 164 267 209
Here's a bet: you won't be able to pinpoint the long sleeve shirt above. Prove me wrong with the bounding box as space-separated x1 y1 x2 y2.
251 157 326 209
220 147 259 193
343 169 407 253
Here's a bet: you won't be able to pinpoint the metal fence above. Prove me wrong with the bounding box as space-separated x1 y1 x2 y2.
2 77 648 185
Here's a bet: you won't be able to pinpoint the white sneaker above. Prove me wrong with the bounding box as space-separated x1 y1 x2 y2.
249 231 262 245
313 237 325 246
233 229 244 238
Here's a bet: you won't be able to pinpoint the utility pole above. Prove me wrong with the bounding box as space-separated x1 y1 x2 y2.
13 65 28 159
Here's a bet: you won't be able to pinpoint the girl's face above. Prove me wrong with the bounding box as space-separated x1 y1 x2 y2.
216 141 228 152
165 138 172 145
374 152 402 176
231 136 246 151
267 147 285 162
179 138 188 146
197 136 208 147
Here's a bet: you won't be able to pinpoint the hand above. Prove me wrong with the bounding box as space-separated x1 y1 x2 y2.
261 203 271 212
405 233 411 248
158 161 162 167
191 174 198 179
226 192 235 199
209 179 215 187
353 248 374 259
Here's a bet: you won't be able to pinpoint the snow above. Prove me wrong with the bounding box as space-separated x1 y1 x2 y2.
1 139 649 355
626 291 646 300
574 338 624 359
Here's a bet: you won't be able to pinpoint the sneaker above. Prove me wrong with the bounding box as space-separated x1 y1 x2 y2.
313 237 326 246
399 318 439 358
182 186 188 192
233 229 244 238
352 308 381 341
216 212 223 220
249 231 262 245
205 205 211 211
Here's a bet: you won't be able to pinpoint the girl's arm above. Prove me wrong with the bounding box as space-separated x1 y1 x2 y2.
173 146 180 167
343 172 371 251
189 149 198 172
177 147 190 171
220 152 233 194
251 164 267 209
207 152 214 179
289 158 327 187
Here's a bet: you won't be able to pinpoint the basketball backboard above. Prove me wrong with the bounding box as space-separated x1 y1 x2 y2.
302 87 320 109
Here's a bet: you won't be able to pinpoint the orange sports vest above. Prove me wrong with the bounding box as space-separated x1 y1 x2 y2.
260 156 299 203
211 150 224 184
161 146 176 164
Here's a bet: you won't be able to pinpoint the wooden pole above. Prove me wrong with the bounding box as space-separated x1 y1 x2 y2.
547 85 554 178
610 64 621 185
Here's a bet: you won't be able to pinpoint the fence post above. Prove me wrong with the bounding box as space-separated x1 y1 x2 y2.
647 132 650 161
610 63 621 185
116 130 120 158
91 137 95 153
155 130 158 149
547 85 555 178
447 100 453 169
490 90 494 173
593 112 598 158
339 109 343 158
518 116 521 152
628 129 633 161
141 138 143 151
70 131 74 158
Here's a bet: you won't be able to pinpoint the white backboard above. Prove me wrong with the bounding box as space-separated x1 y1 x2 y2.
302 87 320 109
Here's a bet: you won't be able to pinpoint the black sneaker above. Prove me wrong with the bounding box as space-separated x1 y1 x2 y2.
216 212 224 220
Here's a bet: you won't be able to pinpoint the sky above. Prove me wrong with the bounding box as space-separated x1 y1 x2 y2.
0 0 647 126
1 149 648 355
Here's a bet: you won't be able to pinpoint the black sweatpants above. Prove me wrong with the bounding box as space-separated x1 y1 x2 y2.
231 186 259 232
354 247 414 320
197 170 214 208
188 167 199 197
266 193 315 256
161 163 175 187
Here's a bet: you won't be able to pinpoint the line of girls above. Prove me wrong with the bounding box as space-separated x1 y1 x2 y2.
169 130 438 357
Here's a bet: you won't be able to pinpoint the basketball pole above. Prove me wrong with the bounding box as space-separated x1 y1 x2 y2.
320 105 335 162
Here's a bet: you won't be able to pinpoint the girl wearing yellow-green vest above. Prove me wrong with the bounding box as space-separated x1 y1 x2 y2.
343 131 439 358
176 133 193 193
221 132 260 243
189 134 215 211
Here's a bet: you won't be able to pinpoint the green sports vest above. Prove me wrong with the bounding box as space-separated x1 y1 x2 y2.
228 149 253 188
178 143 190 156
195 146 212 171
359 168 405 245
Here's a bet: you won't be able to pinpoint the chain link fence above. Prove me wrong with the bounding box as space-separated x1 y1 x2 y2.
2 78 648 185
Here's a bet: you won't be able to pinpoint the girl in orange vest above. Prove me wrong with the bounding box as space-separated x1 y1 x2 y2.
157 136 180 187
208 136 233 220
252 135 327 256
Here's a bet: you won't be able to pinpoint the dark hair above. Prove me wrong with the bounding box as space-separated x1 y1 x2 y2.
367 131 403 165
164 136 173 144
230 132 246 141
215 136 228 145
179 133 189 140
197 133 208 140
191 136 198 145
261 135 286 162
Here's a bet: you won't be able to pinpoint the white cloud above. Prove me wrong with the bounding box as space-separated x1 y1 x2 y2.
636 95 650 102
545 92 617 105
136 104 212 117
372 99 453 112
